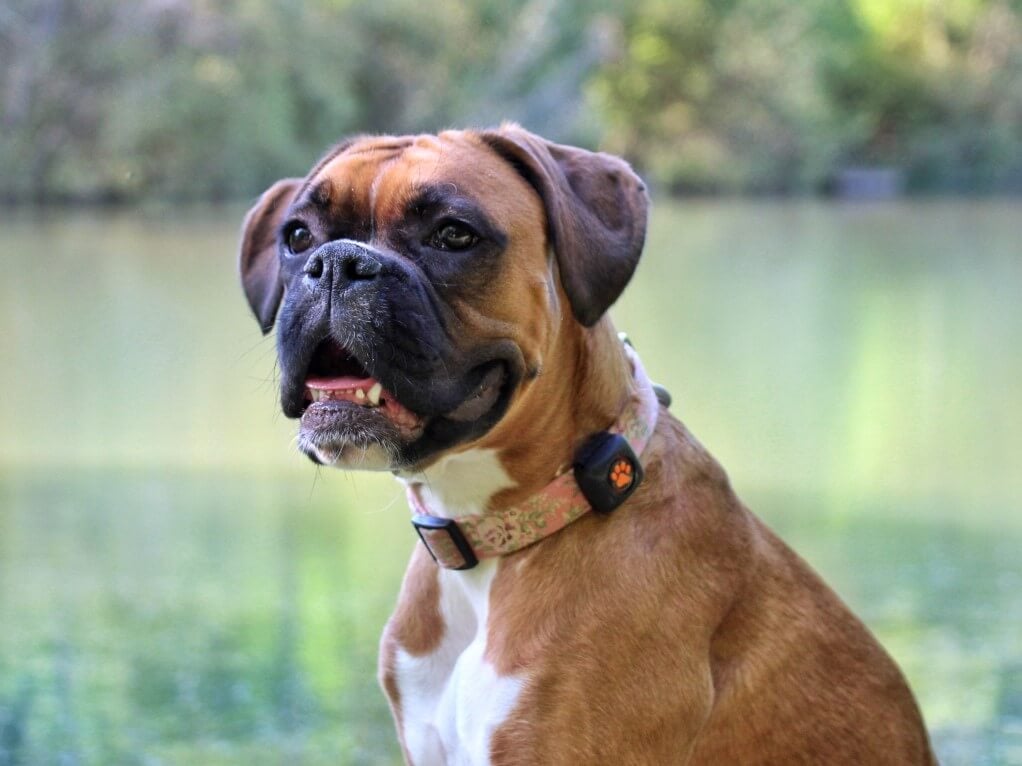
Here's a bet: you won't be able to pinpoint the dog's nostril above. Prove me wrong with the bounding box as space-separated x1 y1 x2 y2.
304 254 324 279
346 255 382 281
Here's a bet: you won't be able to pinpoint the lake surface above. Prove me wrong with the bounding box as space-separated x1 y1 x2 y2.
2 200 1020 764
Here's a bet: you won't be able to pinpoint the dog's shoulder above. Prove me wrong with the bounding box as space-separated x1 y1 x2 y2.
629 409 761 572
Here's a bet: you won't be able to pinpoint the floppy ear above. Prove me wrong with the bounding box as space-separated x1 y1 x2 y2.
479 125 649 326
239 178 302 334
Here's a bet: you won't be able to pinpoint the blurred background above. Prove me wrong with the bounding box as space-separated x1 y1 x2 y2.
1 0 1020 764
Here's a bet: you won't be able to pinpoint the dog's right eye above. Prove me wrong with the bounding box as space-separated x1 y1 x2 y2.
429 222 479 252
287 226 314 254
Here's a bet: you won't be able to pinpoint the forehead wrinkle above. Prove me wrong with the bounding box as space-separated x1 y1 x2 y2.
368 171 383 238
368 149 416 235
369 142 455 229
407 147 449 207
310 146 412 236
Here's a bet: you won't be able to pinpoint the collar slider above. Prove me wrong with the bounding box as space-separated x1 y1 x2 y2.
411 514 479 570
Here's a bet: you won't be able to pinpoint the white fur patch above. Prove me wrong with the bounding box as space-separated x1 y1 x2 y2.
399 447 515 518
394 561 524 766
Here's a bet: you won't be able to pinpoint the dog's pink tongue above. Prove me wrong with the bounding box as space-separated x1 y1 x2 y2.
306 375 376 391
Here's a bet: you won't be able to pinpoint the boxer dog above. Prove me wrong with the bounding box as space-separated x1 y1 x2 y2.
239 125 936 764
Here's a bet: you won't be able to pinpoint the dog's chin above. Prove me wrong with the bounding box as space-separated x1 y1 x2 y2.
297 400 421 471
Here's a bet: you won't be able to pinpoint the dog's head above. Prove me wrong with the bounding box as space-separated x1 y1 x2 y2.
239 125 648 471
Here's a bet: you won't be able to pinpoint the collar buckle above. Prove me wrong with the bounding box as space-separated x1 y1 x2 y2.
411 514 479 570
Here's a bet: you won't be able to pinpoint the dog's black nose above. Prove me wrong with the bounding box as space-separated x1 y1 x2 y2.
304 241 382 289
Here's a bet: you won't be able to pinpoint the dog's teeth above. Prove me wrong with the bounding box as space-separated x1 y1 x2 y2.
368 382 383 406
356 389 366 401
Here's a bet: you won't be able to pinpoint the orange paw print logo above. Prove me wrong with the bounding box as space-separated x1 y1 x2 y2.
608 459 634 492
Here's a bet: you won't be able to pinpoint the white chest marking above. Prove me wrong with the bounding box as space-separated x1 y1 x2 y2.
394 449 523 764
399 447 513 519
394 561 524 766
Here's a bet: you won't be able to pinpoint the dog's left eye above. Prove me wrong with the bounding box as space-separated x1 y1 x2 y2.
287 226 314 254
430 223 478 251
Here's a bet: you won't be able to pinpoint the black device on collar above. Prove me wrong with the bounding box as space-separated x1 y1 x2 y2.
573 432 644 514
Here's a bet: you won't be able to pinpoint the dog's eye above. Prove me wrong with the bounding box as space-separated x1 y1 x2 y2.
430 223 478 251
287 226 314 254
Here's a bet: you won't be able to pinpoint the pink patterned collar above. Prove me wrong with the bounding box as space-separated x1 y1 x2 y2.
405 345 661 570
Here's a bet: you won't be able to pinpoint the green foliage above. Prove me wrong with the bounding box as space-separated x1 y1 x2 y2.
0 0 363 201
594 0 1022 192
0 0 1019 200
591 0 865 192
838 0 1022 191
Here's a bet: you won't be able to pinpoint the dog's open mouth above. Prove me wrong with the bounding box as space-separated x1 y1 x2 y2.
295 336 513 466
300 339 508 432
301 339 424 436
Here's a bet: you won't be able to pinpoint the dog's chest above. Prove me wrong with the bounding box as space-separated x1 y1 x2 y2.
392 561 524 765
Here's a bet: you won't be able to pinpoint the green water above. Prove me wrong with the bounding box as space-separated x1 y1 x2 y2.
2 201 1020 764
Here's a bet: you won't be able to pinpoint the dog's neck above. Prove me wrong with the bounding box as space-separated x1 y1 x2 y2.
397 319 634 518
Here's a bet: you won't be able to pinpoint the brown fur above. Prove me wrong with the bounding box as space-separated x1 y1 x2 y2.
387 132 930 763
481 416 936 764
383 331 935 763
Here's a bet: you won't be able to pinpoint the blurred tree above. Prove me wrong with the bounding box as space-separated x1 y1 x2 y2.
0 0 124 201
0 0 357 200
0 0 1019 200
0 0 612 201
828 0 1022 191
589 0 863 193
591 0 1022 193
281 0 615 145
103 0 363 199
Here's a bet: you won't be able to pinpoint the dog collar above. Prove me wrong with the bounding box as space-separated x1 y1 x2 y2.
406 344 661 570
